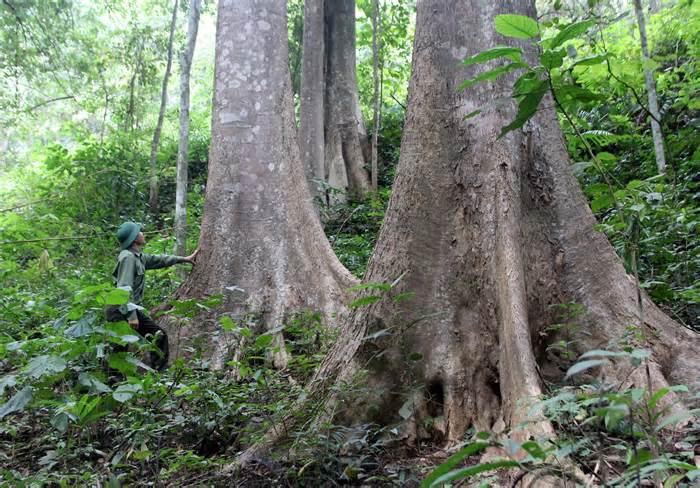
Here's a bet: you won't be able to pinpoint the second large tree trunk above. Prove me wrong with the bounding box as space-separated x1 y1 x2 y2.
303 0 698 444
324 0 371 197
178 0 356 369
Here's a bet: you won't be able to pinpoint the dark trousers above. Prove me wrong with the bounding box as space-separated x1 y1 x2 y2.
105 307 169 371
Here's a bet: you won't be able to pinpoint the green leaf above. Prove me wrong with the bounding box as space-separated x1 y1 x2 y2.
349 295 383 309
78 373 112 393
571 54 608 68
65 316 94 338
0 386 33 419
254 334 274 349
421 442 491 488
556 84 603 102
458 62 527 90
428 460 521 487
461 46 523 66
548 20 595 49
24 355 67 379
540 49 565 69
103 288 130 306
494 14 539 39
648 385 688 410
219 316 236 331
107 352 136 377
521 440 547 460
591 194 614 212
565 359 608 379
498 80 548 138
113 383 143 403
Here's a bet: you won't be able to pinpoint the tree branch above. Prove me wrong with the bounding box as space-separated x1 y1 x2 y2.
25 95 76 113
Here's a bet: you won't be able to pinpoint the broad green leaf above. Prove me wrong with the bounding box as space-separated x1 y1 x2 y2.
556 84 603 102
219 316 236 331
254 334 274 349
107 352 136 377
65 316 94 338
78 373 112 393
591 194 614 212
548 20 595 49
428 460 521 487
458 62 527 90
521 440 547 460
0 386 33 419
571 54 608 68
494 14 539 39
565 359 608 379
103 288 130 305
113 383 143 403
24 355 67 379
420 442 491 488
461 46 523 66
408 352 423 361
540 49 565 69
498 80 548 138
648 385 688 411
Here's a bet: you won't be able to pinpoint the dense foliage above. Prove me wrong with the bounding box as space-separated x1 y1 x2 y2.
0 0 697 486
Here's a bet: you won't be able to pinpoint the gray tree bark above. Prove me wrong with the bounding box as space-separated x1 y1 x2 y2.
174 0 202 279
299 0 325 198
149 0 179 217
370 0 381 193
324 0 371 198
633 0 667 175
178 0 356 369
238 0 698 463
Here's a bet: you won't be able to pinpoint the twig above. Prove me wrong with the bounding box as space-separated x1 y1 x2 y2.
390 93 407 110
25 95 76 113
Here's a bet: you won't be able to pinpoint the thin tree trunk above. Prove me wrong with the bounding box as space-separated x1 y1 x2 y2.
370 0 381 193
178 0 357 369
174 0 201 279
149 0 179 218
299 0 325 199
633 0 667 175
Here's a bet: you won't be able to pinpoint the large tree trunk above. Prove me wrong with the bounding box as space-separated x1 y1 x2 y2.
299 0 325 198
323 0 370 198
237 0 698 459
178 0 356 369
633 0 667 175
174 0 202 279
310 0 698 443
149 0 179 218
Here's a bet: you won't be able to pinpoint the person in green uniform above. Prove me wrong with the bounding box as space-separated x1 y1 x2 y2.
106 221 198 371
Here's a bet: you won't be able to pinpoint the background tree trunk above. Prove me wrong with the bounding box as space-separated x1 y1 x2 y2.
633 0 667 175
299 0 697 446
174 0 202 279
370 0 381 193
299 0 325 198
178 0 356 369
323 0 370 199
149 0 179 218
